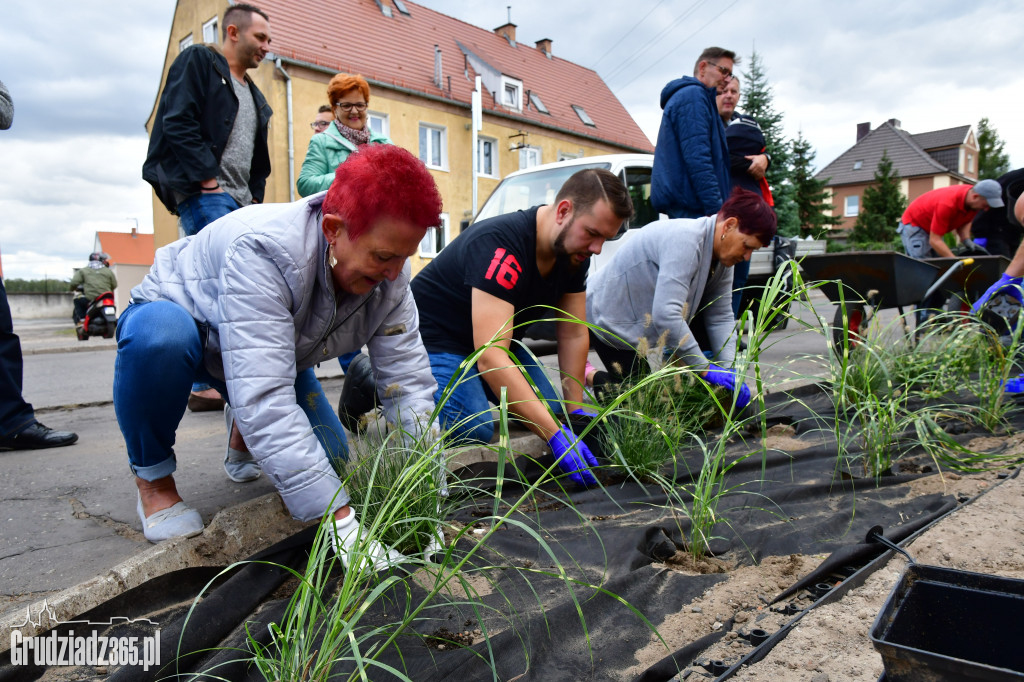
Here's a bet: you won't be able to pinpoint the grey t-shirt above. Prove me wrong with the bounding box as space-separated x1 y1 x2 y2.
219 76 257 207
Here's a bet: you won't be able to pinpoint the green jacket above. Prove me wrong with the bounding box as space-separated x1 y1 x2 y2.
296 125 391 197
70 265 118 301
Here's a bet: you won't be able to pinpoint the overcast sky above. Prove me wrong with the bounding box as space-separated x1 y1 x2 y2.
1 0 1022 281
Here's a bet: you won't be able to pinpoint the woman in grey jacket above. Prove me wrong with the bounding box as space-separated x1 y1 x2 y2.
115 145 442 568
586 188 776 407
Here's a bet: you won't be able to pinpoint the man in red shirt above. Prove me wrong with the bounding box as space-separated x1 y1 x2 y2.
898 180 1003 258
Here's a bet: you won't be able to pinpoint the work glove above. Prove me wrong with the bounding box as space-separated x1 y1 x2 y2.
548 424 599 487
328 511 406 572
570 406 598 418
971 273 1024 315
703 363 752 410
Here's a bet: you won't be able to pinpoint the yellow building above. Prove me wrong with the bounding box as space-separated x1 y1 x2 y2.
147 0 653 272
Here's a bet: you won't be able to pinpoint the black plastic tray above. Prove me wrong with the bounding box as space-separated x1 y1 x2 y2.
870 563 1024 681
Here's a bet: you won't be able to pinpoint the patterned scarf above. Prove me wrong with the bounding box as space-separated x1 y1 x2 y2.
334 120 371 147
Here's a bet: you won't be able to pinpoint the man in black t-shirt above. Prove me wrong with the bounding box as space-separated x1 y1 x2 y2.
412 168 632 486
971 168 1024 258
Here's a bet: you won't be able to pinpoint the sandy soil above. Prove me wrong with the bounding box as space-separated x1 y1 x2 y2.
621 450 1024 681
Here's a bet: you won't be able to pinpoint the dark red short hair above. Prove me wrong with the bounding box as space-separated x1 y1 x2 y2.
719 188 777 246
322 144 443 240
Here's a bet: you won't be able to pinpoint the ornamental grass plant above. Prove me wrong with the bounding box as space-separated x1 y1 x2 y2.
827 299 1024 479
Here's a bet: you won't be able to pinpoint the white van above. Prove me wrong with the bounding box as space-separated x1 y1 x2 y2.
473 154 660 274
473 154 825 282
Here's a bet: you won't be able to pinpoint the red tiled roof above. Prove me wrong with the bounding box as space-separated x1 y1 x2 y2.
97 231 155 266
260 0 653 152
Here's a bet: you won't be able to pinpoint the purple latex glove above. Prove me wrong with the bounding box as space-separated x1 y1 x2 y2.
703 363 752 410
570 407 598 418
971 273 1023 315
548 425 599 487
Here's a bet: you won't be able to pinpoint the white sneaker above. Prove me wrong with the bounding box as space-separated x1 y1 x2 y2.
136 493 203 543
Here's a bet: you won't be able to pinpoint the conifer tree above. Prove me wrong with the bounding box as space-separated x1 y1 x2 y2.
791 132 841 238
977 117 1010 180
850 151 906 245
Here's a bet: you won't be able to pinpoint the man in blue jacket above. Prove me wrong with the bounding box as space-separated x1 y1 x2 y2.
651 47 737 219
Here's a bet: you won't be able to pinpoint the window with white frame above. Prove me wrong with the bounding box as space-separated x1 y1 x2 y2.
967 153 975 173
202 17 219 43
519 146 541 170
367 111 389 138
477 137 498 178
419 213 451 257
179 33 194 52
500 76 523 111
418 123 447 170
558 150 582 162
844 195 859 217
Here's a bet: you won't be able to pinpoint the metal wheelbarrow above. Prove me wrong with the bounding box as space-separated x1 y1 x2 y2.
799 251 980 352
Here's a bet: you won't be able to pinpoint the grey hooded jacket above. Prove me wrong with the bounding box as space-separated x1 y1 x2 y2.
586 216 736 369
131 193 436 521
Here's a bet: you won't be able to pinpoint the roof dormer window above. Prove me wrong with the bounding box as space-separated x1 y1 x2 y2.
501 76 523 112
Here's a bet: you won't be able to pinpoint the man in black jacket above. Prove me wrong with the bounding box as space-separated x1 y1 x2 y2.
142 3 273 412
143 3 272 238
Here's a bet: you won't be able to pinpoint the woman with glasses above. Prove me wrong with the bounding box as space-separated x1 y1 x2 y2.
297 73 391 197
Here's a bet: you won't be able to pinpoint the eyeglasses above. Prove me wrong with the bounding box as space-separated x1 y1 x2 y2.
310 120 331 131
706 61 733 79
335 102 367 112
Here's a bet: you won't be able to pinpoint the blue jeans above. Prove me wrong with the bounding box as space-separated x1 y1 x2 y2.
114 300 348 481
176 191 241 392
176 191 241 237
430 345 563 444
0 279 36 438
338 350 359 373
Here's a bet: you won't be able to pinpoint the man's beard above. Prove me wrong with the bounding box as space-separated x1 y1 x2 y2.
553 216 573 256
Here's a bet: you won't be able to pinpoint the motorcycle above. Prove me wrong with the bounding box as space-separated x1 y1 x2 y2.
75 290 117 340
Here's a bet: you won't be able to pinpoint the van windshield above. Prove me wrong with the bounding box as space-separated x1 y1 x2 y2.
474 162 612 223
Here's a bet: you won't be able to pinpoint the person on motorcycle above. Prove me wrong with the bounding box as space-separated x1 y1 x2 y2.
70 252 117 323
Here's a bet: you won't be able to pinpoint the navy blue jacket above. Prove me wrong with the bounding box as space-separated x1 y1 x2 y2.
143 45 272 214
651 77 730 219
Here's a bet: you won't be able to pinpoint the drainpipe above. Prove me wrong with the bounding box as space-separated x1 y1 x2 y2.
274 58 295 202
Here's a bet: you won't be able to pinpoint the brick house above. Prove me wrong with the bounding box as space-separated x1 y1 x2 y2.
146 0 653 271
815 119 978 231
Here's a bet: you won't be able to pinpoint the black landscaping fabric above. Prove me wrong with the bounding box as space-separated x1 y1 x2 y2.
3 387 1020 682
